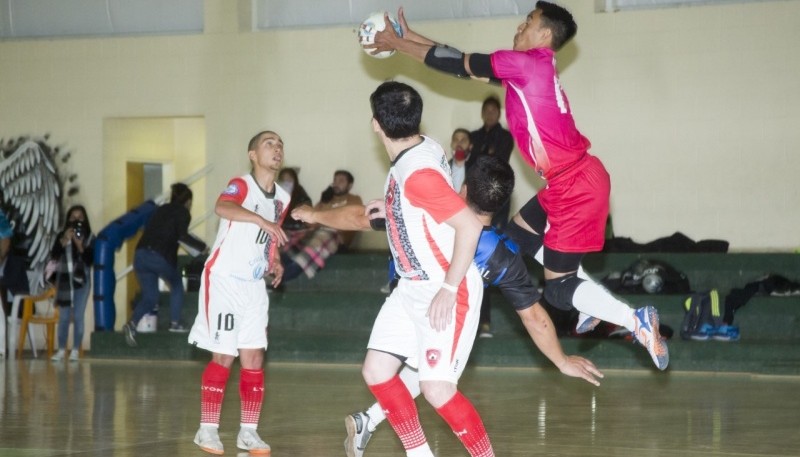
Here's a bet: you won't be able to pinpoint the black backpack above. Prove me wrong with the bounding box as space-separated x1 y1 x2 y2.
681 289 722 340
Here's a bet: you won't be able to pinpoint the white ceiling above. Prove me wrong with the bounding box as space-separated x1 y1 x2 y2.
0 0 786 40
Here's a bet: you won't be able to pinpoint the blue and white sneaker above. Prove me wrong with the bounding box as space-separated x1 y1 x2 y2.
713 325 740 342
344 412 374 457
633 306 669 370
576 312 601 334
689 323 715 341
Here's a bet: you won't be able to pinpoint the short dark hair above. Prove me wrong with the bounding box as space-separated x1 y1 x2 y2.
370 81 422 140
247 130 278 152
334 170 354 185
452 128 471 140
536 1 577 51
482 95 501 112
170 182 193 206
465 155 514 215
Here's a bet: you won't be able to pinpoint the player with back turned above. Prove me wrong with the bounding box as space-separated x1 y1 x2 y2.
363 1 669 371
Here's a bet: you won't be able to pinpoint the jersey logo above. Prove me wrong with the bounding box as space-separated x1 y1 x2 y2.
426 349 441 368
223 183 240 196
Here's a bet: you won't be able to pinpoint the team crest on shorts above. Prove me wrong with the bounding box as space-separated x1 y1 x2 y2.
426 349 441 368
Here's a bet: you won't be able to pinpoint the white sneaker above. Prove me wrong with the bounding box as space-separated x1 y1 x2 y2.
344 412 374 457
576 312 601 334
633 306 669 370
69 349 80 361
194 425 224 455
237 427 271 455
51 349 65 361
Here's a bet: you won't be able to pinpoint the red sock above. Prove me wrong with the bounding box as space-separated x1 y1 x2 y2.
240 368 265 427
200 362 230 425
435 392 494 457
368 375 427 451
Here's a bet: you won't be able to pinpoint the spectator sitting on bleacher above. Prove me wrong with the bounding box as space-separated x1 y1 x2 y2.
280 170 363 282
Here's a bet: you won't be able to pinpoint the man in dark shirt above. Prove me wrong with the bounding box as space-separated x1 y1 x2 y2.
469 96 515 338
123 183 205 345
468 96 514 230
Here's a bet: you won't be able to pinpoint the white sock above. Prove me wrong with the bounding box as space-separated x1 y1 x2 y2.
573 281 636 330
407 443 434 457
535 246 635 329
365 365 421 431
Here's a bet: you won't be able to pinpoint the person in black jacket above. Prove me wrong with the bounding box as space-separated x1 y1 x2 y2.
124 183 205 345
50 205 94 361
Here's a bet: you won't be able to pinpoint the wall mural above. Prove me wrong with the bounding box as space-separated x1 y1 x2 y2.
0 135 79 273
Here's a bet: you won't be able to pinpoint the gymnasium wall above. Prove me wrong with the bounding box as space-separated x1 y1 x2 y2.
0 0 798 253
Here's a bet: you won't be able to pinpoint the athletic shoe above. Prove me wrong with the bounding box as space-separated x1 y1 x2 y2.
69 349 80 361
576 313 601 334
478 323 493 338
689 323 714 341
168 322 189 333
51 349 65 361
194 425 224 455
344 412 374 457
123 321 137 347
237 427 271 455
633 306 669 370
713 325 740 342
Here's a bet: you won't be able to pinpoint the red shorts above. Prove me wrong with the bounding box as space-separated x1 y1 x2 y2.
536 154 610 253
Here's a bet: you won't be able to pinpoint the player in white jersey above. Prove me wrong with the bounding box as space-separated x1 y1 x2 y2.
361 81 493 457
188 130 289 456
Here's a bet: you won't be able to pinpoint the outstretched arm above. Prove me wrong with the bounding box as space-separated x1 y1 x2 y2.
366 8 498 83
517 303 604 386
291 203 374 231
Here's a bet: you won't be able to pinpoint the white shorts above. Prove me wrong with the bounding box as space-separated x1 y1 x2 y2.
188 272 269 357
367 269 483 384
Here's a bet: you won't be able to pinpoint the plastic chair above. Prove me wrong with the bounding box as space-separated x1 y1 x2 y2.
16 287 58 359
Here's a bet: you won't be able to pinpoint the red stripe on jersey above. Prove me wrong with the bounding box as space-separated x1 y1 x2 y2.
218 177 248 205
422 216 449 272
405 169 466 224
450 280 470 361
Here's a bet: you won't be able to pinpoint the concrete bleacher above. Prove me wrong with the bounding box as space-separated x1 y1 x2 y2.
90 252 800 375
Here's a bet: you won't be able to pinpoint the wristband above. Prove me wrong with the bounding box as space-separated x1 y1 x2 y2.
441 282 458 293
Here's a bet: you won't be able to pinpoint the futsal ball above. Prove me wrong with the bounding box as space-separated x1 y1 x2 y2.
359 12 403 59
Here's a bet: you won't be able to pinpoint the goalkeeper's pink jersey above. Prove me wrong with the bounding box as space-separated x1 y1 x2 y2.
491 47 591 181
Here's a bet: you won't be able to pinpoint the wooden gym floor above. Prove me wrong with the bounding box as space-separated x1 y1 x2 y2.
1 358 799 456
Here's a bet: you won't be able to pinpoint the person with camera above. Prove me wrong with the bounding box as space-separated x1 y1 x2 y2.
50 205 94 361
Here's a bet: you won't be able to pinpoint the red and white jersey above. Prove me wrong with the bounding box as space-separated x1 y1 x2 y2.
205 174 289 281
384 136 469 282
491 47 592 181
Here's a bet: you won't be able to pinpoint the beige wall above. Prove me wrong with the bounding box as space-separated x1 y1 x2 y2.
1 0 798 321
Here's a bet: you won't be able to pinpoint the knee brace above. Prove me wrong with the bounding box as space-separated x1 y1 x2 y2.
505 220 543 259
544 273 584 311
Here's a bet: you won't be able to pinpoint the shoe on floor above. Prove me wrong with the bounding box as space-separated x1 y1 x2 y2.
713 324 740 342
168 322 189 333
69 349 80 361
478 323 493 338
689 323 714 341
576 312 601 334
123 321 137 347
344 411 374 457
237 427 271 455
51 349 65 361
194 425 224 455
633 306 669 370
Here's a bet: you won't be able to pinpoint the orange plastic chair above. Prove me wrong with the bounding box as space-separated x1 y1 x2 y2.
17 287 58 359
